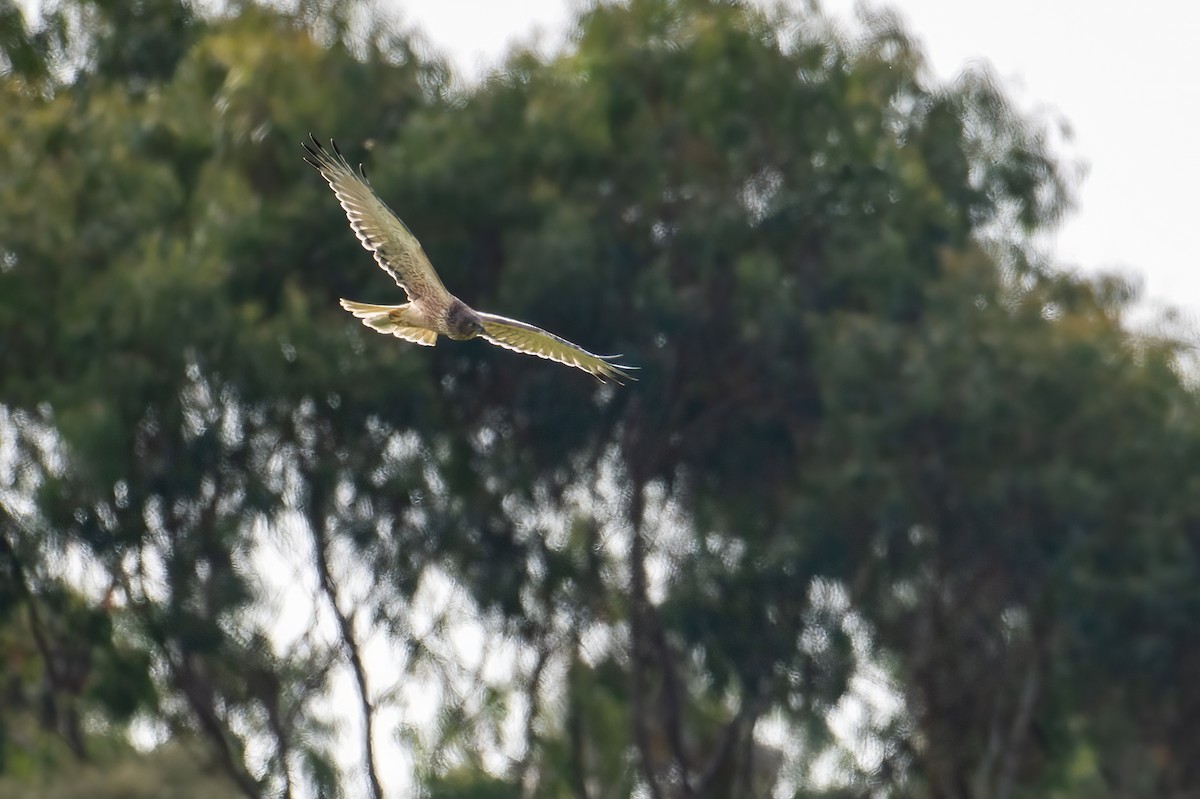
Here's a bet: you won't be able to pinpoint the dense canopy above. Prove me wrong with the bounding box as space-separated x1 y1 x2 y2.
2 0 1198 797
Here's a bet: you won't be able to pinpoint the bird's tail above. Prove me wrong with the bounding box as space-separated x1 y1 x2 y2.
339 299 437 346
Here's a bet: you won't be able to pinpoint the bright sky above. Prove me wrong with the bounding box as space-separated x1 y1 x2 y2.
390 0 1200 328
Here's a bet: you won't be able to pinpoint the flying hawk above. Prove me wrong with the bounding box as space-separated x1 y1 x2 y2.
303 135 635 383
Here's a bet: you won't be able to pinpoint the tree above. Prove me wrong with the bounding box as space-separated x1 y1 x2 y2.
2 0 1198 797
0 738 242 799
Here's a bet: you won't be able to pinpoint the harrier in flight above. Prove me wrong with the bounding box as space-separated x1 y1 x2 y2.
303 135 635 383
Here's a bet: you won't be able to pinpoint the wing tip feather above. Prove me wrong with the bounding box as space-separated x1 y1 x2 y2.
303 135 335 172
597 364 638 385
304 134 356 173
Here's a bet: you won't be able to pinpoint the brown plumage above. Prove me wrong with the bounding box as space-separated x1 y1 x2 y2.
303 135 635 384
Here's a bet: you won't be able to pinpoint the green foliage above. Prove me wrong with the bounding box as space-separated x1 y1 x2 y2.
425 770 521 799
2 0 1198 797
0 740 241 799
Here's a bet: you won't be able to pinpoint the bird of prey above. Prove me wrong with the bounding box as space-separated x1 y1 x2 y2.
303 135 635 383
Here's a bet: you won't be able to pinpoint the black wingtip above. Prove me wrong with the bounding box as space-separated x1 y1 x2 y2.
307 132 327 154
303 134 328 169
331 138 344 158
301 144 327 171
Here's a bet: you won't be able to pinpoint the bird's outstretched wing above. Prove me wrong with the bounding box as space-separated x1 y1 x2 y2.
477 312 637 384
303 134 450 303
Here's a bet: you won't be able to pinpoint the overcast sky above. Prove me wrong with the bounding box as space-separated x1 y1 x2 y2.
389 0 1200 327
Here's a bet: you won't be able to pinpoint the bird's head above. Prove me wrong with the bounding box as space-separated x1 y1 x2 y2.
447 300 485 341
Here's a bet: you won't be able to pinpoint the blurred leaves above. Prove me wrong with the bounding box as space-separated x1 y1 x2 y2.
1 0 1198 797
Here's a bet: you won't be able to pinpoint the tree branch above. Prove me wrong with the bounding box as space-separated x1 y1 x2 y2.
566 625 591 799
694 707 749 797
517 636 552 797
260 676 295 799
649 613 694 798
0 522 87 759
309 514 385 799
627 484 665 799
169 650 264 799
112 561 263 799
996 642 1042 799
